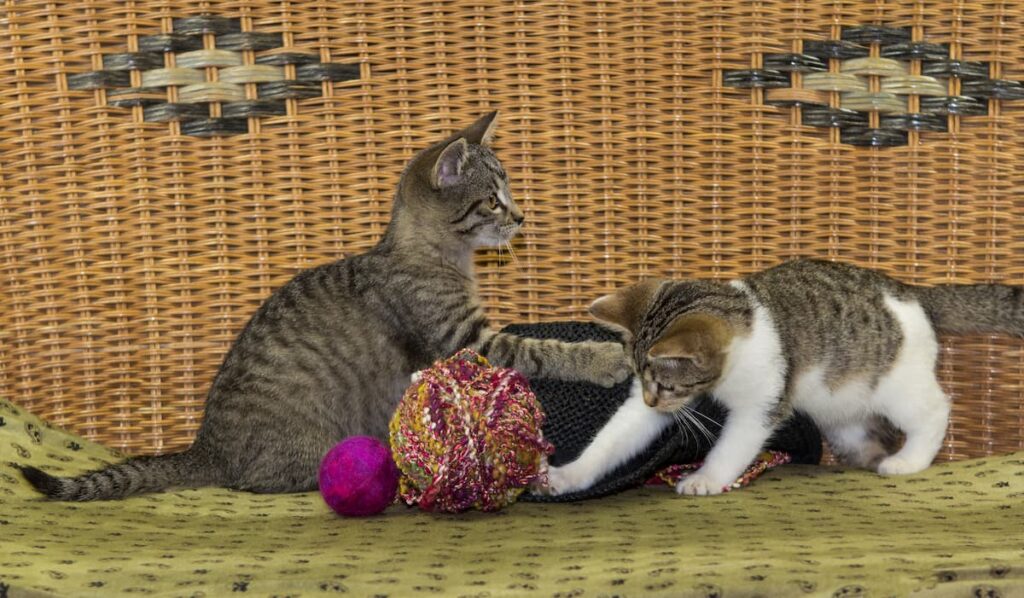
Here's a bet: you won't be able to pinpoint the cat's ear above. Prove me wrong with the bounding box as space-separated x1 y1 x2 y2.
647 313 731 369
431 137 469 189
430 112 498 188
589 279 663 337
459 110 499 146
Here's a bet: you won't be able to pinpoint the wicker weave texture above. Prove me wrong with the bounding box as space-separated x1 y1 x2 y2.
1 0 1023 460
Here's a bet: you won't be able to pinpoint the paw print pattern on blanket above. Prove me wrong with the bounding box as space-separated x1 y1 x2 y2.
1 398 1023 597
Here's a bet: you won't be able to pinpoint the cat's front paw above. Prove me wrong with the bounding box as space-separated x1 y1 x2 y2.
675 471 727 496
544 464 592 496
583 342 631 388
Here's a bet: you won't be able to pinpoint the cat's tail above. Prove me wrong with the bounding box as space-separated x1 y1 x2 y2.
913 284 1024 335
18 445 221 501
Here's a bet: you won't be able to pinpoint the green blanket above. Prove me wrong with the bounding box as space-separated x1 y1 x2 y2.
2 398 1022 597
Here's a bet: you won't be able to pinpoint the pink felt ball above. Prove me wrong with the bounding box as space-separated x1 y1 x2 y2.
318 436 399 517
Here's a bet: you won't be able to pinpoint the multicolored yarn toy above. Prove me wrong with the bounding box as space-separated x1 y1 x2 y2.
389 349 553 513
647 450 792 492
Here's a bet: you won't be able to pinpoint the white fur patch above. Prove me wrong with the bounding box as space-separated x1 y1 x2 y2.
545 378 673 495
871 294 948 474
716 281 786 411
791 366 873 428
876 295 940 393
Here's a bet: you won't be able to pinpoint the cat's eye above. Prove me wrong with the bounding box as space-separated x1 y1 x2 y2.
487 195 500 210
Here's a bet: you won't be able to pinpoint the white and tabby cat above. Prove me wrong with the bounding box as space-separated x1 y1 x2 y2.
546 259 1024 496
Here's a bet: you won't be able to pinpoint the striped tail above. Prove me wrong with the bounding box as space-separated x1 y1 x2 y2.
913 284 1024 336
19 446 219 501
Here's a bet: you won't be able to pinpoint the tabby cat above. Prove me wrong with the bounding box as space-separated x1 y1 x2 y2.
545 258 1024 496
21 112 629 501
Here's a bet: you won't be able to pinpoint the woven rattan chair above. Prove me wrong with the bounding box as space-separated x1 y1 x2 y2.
3 1 1023 596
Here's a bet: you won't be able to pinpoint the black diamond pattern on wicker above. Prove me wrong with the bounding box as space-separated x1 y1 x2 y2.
724 23 1023 147
66 15 360 137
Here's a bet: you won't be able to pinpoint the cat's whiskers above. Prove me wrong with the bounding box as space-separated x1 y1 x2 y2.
503 239 519 265
680 406 716 445
674 406 711 447
675 410 696 446
685 405 722 431
672 411 693 446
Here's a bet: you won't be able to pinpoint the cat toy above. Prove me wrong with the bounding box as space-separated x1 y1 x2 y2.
319 333 814 517
318 349 551 516
647 450 792 491
389 349 553 513
318 435 399 517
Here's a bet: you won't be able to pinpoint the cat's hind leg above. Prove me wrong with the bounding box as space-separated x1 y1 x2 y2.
232 452 323 493
822 419 892 470
874 375 949 475
228 428 336 493
873 296 949 476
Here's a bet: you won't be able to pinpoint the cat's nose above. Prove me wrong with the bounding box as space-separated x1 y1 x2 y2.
508 204 525 226
643 391 657 408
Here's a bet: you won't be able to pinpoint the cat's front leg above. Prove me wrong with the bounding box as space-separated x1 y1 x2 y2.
474 331 630 387
574 340 632 387
677 407 777 496
544 380 673 495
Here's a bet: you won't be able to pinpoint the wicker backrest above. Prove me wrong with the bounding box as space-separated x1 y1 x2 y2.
2 0 1023 460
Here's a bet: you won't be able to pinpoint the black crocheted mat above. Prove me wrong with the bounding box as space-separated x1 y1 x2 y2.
499 322 824 502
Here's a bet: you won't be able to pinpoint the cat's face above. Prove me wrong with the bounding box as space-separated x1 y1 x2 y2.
590 281 730 413
408 111 525 249
437 142 524 248
634 316 726 412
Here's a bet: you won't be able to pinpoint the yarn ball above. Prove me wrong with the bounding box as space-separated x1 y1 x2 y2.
389 349 553 513
318 436 399 517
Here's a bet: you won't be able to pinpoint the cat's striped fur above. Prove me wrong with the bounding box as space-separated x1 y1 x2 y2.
21 112 630 501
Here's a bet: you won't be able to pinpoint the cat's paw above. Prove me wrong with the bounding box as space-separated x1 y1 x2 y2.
544 465 592 496
877 455 928 476
675 472 726 496
410 370 423 384
583 342 631 388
